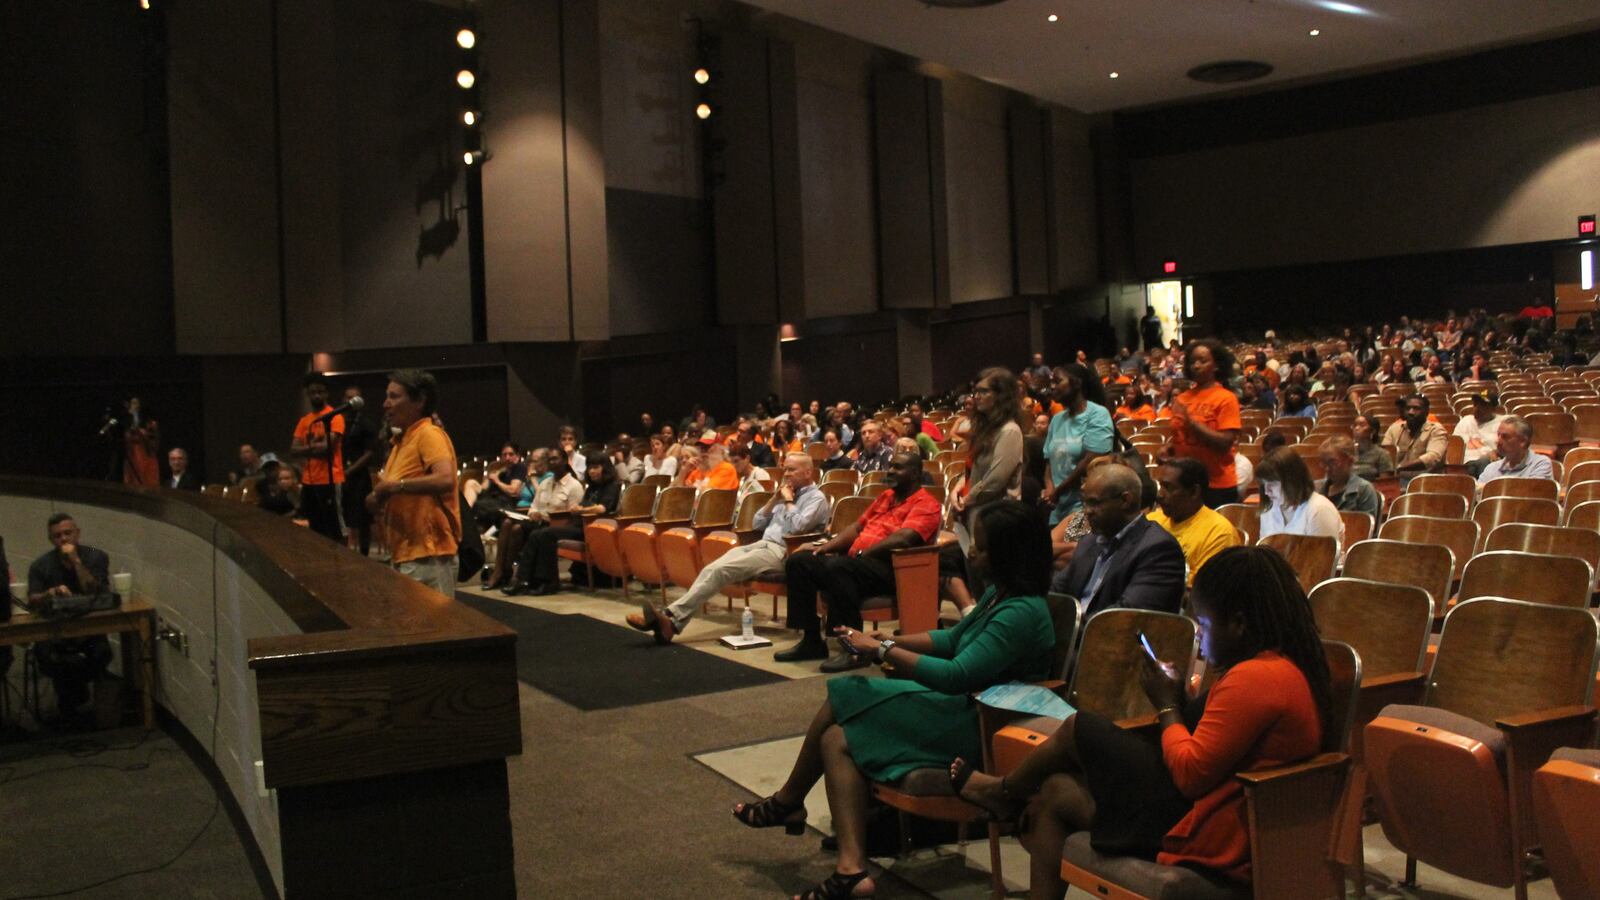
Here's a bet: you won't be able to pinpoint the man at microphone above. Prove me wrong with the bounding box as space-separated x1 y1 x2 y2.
291 373 349 542
27 513 113 726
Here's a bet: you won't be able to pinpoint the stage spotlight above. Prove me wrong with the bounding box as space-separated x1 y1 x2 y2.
695 102 712 120
464 150 482 166
463 110 479 126
456 28 476 50
456 69 476 89
693 68 710 85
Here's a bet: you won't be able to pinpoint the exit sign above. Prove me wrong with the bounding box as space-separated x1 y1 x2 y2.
1581 215 1596 236
1162 260 1177 274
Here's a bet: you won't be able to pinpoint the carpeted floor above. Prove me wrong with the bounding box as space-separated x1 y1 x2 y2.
456 592 786 710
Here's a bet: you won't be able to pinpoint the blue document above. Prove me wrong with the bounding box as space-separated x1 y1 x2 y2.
977 682 1076 720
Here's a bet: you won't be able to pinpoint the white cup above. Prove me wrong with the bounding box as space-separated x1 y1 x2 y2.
111 572 134 595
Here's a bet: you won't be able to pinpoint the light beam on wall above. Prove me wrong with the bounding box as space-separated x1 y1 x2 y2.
1583 250 1595 291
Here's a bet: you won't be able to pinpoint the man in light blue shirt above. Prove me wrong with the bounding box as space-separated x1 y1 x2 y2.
628 451 830 643
1477 415 1554 484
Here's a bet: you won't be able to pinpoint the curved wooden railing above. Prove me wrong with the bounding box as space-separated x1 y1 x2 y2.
0 477 521 898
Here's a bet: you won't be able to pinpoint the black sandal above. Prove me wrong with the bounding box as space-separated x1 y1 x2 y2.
794 869 872 900
949 758 1020 824
732 794 806 835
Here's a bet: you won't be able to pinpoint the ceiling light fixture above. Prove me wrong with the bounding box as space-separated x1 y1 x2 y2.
1309 28 1321 36
456 28 476 50
456 69 475 89
1108 72 1119 79
463 110 478 126
1047 14 1058 22
693 67 711 85
695 102 713 120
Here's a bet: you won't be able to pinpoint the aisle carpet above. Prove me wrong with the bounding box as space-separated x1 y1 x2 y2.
456 593 786 710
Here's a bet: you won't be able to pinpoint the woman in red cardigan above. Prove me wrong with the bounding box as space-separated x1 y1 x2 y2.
951 546 1333 899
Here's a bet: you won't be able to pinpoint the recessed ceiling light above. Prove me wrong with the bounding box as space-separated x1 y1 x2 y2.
1047 13 1058 22
1314 0 1373 15
1309 28 1321 36
1109 71 1119 79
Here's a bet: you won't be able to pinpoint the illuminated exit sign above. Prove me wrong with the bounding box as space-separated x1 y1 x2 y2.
1581 215 1596 237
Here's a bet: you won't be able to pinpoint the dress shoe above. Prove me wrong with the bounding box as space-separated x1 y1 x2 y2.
531 581 560 596
820 650 870 673
773 637 829 662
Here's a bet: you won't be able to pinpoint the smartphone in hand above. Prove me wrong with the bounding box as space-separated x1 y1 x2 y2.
1138 631 1159 662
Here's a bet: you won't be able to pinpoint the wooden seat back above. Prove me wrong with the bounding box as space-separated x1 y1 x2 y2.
1044 592 1084 680
1527 411 1577 449
1471 496 1560 552
1388 491 1468 520
1342 539 1454 612
1310 578 1433 677
615 483 659 521
690 489 738 529
641 473 673 490
1564 499 1600 530
1430 597 1600 726
822 468 860 486
732 491 773 531
1217 503 1260 545
652 486 697 524
1258 533 1338 594
857 482 889 500
1377 515 1479 582
819 481 855 507
1485 523 1600 593
828 495 875 536
1338 511 1374 548
1458 551 1592 610
1068 609 1197 722
1479 476 1557 503
582 518 627 582
1408 473 1477 506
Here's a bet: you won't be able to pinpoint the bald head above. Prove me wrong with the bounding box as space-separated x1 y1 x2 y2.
1082 463 1143 537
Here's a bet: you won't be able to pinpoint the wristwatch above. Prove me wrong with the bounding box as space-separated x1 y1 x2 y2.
876 639 897 662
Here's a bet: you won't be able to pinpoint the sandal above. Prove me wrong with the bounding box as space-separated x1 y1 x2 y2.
949 758 1021 824
794 869 872 900
732 793 806 835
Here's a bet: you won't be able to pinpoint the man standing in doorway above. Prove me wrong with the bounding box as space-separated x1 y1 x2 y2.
370 369 460 596
1140 305 1164 352
291 374 346 542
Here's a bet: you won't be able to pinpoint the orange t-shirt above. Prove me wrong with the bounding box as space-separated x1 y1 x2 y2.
1157 652 1322 880
1170 383 1241 489
382 419 461 564
293 410 345 485
685 461 739 491
1117 405 1157 422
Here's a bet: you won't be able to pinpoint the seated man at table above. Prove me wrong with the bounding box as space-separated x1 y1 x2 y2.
1051 463 1185 617
628 452 830 643
775 451 942 671
26 513 114 724
1477 415 1553 484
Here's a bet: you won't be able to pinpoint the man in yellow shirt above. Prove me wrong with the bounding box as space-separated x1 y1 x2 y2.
370 369 461 596
1147 457 1240 585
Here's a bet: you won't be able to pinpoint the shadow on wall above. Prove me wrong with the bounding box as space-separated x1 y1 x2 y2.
393 8 465 268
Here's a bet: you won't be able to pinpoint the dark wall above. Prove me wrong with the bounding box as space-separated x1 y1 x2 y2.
931 312 1031 392
581 345 738 440
780 328 899 409
2 2 174 358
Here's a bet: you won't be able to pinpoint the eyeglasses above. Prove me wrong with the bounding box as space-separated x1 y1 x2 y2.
972 387 994 395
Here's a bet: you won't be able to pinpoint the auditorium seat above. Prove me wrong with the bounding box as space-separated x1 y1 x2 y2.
821 468 859 486
1378 515 1478 586
818 481 855 507
1563 498 1600 530
1258 533 1338 594
1478 476 1558 503
740 495 874 617
1364 598 1598 900
1532 748 1600 900
1057 641 1362 900
1337 511 1373 549
1216 503 1259 545
1407 473 1477 507
656 490 739 592
581 518 628 596
1484 522 1600 595
1387 491 1468 520
1527 410 1578 458
1457 551 1592 610
1309 578 1432 765
1342 539 1454 614
1471 496 1560 553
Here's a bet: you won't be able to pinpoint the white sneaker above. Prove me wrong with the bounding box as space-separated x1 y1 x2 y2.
483 526 498 540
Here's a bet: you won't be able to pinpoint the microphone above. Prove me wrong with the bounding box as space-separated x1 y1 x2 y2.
315 395 364 423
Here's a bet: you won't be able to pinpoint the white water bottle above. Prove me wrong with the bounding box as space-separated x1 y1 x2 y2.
741 606 755 639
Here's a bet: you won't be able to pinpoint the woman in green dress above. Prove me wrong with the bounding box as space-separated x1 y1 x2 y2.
733 499 1057 899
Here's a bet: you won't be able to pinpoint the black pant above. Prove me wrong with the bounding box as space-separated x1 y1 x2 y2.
517 524 583 587
785 552 895 638
36 637 112 714
301 484 343 542
471 492 516 530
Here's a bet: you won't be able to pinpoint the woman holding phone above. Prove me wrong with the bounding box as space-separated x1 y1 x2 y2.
949 546 1333 899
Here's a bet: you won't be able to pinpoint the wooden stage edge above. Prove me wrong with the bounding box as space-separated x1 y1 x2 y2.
0 477 522 900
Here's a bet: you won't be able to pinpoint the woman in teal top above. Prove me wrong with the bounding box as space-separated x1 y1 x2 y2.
1043 364 1115 526
734 499 1056 900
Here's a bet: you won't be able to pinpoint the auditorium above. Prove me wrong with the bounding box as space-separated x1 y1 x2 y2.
5 1 1600 897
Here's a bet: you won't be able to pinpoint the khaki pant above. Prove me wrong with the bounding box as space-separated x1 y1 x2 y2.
664 540 788 628
397 555 457 597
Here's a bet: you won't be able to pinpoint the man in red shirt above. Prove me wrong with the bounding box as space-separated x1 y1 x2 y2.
291 373 346 542
774 451 943 671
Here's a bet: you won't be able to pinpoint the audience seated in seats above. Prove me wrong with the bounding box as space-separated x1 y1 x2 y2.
682 442 739 492
1256 448 1346 543
891 437 937 484
256 461 304 520
1279 384 1317 420
1114 382 1156 422
1316 436 1381 518
641 433 679 481
770 418 805 456
1049 463 1185 616
610 436 642 484
952 546 1332 900
1148 457 1242 586
680 404 716 438
487 448 582 592
949 395 976 444
26 513 115 726
851 419 893 473
890 414 940 460
228 443 264 486
505 457 620 596
1043 364 1115 526
729 443 775 503
462 442 527 530
907 402 944 442
1477 414 1553 484
166 447 200 491
815 429 851 472
629 452 831 642
731 419 776 468
1167 340 1243 508
812 405 855 449
557 425 586 474
1383 394 1449 485
1351 414 1397 481
734 500 1055 900
1028 351 1053 383
774 452 943 671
